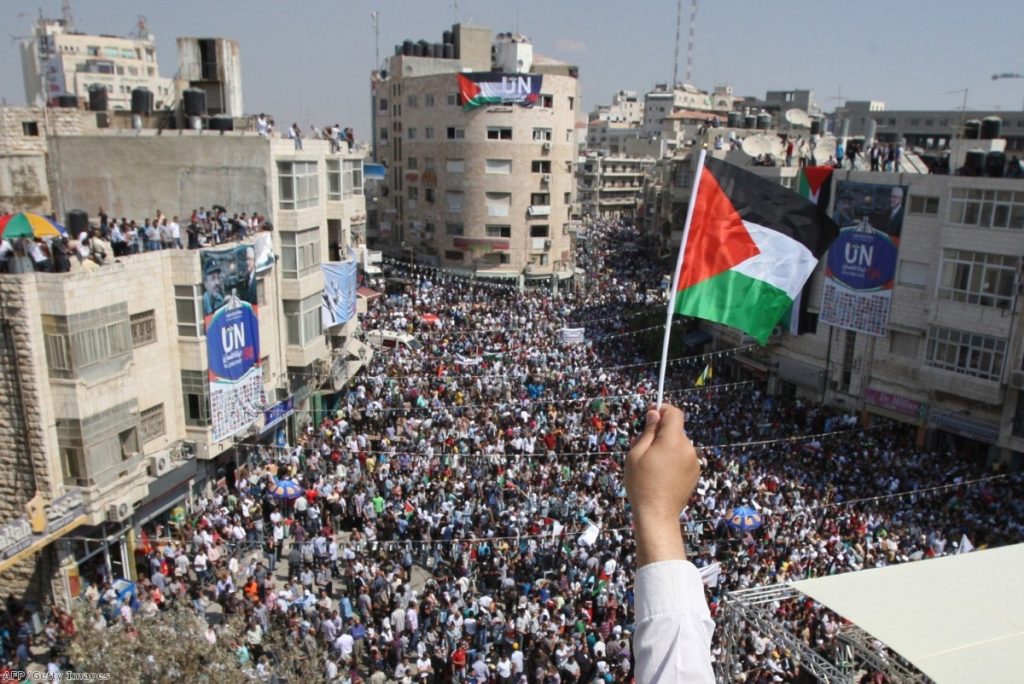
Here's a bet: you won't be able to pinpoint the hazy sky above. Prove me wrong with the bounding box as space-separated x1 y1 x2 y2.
2 0 1022 135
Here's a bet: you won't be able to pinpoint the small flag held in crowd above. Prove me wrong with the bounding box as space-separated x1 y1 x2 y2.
695 363 712 387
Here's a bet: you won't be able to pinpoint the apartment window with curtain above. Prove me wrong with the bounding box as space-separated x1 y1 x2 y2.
284 294 323 346
281 228 322 279
278 161 319 209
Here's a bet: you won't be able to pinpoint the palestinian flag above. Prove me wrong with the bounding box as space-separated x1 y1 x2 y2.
673 156 838 344
786 166 835 334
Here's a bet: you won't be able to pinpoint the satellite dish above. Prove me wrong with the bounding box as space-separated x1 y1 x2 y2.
812 136 837 163
740 134 782 158
784 108 811 127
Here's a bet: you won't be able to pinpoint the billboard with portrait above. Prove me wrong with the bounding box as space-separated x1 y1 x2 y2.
321 259 357 329
200 241 273 442
819 182 907 337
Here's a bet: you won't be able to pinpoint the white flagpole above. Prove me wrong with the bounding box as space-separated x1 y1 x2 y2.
656 148 708 409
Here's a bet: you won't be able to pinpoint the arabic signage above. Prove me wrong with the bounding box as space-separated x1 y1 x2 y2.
262 397 294 434
0 490 86 562
864 388 926 419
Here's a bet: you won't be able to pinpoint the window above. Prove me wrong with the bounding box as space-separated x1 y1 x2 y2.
342 159 363 197
446 158 465 173
484 252 511 265
175 285 203 337
486 127 513 140
485 159 512 174
445 223 464 236
424 188 435 203
119 427 140 460
530 225 550 238
530 193 550 206
447 126 465 139
909 195 940 215
446 191 464 214
531 253 550 266
278 161 319 210
257 279 266 306
182 370 211 427
444 250 464 262
948 187 1024 229
486 225 511 238
424 157 436 171
533 127 553 141
407 127 417 139
926 326 1006 381
407 157 418 170
568 96 575 110
140 404 166 443
406 95 418 107
379 128 389 145
447 94 459 106
485 192 511 217
326 159 341 201
424 94 434 107
130 310 156 348
937 249 1016 309
21 121 39 137
890 331 920 359
408 186 419 200
566 128 574 142
540 95 554 109
281 227 322 279
425 126 434 139
284 294 323 347
531 160 552 173
897 260 929 289
379 97 388 112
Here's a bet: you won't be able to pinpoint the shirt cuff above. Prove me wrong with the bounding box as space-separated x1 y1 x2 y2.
634 559 709 622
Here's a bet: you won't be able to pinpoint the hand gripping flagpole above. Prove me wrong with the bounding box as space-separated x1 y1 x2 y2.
656 148 708 409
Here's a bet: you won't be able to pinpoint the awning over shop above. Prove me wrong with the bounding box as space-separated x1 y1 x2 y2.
683 330 712 348
929 411 999 444
733 355 771 376
357 287 383 300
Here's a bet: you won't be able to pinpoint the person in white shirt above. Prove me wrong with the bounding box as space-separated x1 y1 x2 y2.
169 216 182 248
625 403 715 683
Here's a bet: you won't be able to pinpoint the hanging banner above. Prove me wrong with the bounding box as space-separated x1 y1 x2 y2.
560 327 586 345
202 245 264 442
321 259 358 328
819 182 907 337
458 73 543 110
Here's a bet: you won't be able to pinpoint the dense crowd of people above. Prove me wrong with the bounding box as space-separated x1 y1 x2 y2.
17 220 1024 682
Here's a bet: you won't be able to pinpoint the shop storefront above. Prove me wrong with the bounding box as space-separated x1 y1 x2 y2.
928 410 1000 461
863 387 928 446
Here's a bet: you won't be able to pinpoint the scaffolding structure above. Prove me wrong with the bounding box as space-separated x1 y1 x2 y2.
720 584 931 683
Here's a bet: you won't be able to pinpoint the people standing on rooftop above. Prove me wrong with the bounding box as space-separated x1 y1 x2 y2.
291 123 303 151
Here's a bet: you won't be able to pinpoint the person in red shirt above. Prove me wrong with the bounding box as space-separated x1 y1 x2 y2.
451 640 468 678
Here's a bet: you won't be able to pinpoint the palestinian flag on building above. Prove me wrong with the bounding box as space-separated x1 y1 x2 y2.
786 165 835 334
457 73 542 110
672 156 838 344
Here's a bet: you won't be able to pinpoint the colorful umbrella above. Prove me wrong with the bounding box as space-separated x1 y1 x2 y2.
726 505 763 531
269 479 304 500
0 212 66 240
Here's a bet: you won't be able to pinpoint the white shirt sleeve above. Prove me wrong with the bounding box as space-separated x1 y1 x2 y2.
633 560 715 683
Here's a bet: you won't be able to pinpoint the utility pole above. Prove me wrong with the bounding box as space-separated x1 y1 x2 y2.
686 0 698 86
672 0 682 88
371 11 380 70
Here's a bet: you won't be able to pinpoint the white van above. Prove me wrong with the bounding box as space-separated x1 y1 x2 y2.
365 330 423 352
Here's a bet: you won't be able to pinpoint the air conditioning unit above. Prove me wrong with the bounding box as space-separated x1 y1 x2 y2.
107 499 133 523
542 141 552 151
147 453 172 477
1010 370 1024 390
541 173 551 183
544 239 552 250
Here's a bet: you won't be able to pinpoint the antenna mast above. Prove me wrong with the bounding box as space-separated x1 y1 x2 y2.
686 0 698 85
61 0 73 29
672 0 682 88
371 11 380 69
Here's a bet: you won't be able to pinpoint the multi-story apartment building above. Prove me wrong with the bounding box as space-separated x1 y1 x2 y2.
20 15 175 110
0 131 368 605
369 24 580 283
578 155 655 220
641 84 739 137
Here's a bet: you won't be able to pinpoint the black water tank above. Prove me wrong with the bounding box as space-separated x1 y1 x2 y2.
744 115 756 129
442 30 453 45
810 119 822 135
756 113 772 130
88 87 108 112
963 119 981 140
208 115 234 132
727 112 742 128
182 88 207 117
411 43 422 57
443 43 455 59
981 116 1002 140
964 150 986 176
131 88 153 115
985 151 1007 177
66 210 88 235
418 40 431 56
432 43 443 58
402 40 414 56
54 94 78 108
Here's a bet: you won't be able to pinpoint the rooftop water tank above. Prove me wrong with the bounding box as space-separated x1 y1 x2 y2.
66 209 89 236
963 149 986 176
182 88 207 117
131 88 154 116
981 116 1002 140
88 86 108 112
53 94 78 108
727 112 742 128
756 113 772 130
963 119 981 140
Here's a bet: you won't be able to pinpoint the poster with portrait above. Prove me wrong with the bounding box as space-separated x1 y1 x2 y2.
201 244 268 442
819 182 907 337
321 259 358 329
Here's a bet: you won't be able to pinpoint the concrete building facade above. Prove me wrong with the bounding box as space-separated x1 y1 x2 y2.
369 24 580 281
0 133 368 606
176 37 245 117
20 16 175 110
578 155 655 220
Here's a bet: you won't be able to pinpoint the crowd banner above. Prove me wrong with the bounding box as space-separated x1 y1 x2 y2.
321 259 358 328
819 182 907 337
560 327 586 345
201 245 265 442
